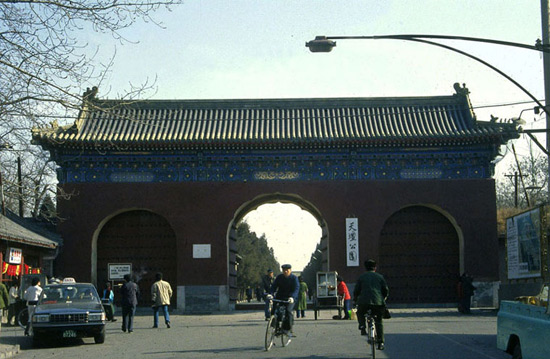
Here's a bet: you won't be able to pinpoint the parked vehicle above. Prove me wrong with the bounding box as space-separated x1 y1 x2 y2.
31 278 106 346
497 283 550 359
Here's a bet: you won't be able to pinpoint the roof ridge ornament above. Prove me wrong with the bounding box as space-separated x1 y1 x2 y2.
82 86 99 102
453 82 470 97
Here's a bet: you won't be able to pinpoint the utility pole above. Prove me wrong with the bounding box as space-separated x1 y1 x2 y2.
541 0 550 201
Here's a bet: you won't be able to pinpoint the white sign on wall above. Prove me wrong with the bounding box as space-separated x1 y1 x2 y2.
193 244 211 259
346 218 359 267
8 247 22 264
108 263 132 281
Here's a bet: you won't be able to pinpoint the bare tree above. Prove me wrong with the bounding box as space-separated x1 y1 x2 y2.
0 0 179 217
496 142 548 209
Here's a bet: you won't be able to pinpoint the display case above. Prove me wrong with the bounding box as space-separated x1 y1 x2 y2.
313 271 343 319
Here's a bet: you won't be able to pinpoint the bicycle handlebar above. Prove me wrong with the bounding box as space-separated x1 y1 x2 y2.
270 298 291 304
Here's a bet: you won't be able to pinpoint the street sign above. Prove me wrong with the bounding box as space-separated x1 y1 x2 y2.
108 263 132 281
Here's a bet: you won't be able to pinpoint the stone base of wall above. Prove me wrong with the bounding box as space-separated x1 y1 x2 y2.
472 281 500 308
177 285 231 312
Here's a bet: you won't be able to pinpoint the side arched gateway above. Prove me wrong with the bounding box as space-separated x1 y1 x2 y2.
379 205 462 304
94 210 177 306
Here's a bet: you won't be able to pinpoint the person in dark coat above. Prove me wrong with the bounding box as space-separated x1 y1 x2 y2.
120 274 139 333
353 259 389 350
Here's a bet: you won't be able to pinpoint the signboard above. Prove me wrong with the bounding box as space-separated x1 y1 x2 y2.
193 244 211 259
346 218 359 267
506 208 542 279
108 263 132 281
7 247 22 264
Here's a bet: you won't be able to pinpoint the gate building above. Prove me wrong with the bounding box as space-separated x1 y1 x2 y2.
32 84 519 311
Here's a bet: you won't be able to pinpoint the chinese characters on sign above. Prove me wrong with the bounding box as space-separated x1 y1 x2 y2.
346 218 359 266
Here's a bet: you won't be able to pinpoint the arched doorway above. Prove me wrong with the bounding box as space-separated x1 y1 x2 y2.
227 193 328 303
96 210 177 306
379 205 461 304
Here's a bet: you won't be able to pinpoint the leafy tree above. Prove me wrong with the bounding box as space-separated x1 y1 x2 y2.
235 221 279 298
0 0 179 217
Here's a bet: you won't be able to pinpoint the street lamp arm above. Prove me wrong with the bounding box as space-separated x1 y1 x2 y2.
306 35 547 115
405 37 547 114
322 34 549 52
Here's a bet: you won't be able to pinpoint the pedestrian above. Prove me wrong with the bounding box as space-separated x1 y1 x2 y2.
120 274 139 333
7 280 19 326
261 269 274 320
0 280 9 334
246 286 252 302
296 276 308 318
270 264 299 335
337 276 351 320
151 272 172 329
458 273 476 314
255 285 262 302
23 277 42 336
353 259 389 351
102 282 117 322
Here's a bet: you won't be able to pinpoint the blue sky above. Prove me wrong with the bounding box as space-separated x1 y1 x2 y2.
86 1 547 269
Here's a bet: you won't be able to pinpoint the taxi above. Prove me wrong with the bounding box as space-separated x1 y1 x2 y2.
31 278 106 346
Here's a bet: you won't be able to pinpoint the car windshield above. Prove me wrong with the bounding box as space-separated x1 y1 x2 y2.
39 284 101 305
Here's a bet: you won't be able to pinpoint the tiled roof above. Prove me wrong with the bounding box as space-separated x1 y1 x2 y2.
32 89 520 150
0 211 61 249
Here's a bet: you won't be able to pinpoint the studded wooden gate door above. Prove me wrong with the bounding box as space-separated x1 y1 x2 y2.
379 206 459 304
97 210 177 306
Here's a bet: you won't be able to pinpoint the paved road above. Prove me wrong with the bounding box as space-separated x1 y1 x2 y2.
0 308 511 359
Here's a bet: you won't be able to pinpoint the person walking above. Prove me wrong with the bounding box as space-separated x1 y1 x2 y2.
151 272 172 328
7 280 19 326
270 264 299 335
337 276 352 320
120 274 139 333
0 281 9 334
353 259 389 350
296 276 308 318
261 269 274 320
102 282 117 322
23 277 42 336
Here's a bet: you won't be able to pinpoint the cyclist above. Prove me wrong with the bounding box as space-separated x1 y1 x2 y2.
270 264 299 335
353 259 389 350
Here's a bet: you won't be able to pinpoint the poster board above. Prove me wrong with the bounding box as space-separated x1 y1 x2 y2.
506 207 542 279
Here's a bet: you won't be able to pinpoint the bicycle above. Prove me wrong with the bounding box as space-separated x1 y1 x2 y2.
364 308 378 359
264 298 292 351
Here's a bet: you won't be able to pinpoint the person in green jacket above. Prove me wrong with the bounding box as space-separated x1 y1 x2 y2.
0 282 9 334
353 259 389 350
296 276 308 318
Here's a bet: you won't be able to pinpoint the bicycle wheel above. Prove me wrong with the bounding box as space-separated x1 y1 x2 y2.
264 316 276 351
369 321 376 359
17 308 29 329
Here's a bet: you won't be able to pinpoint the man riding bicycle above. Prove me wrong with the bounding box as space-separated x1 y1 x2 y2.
353 259 389 350
270 264 299 335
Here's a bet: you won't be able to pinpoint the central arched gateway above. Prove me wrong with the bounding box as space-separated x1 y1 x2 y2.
33 85 519 310
227 193 328 301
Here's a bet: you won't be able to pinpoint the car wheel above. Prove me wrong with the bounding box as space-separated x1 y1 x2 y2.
94 328 105 344
512 342 522 359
